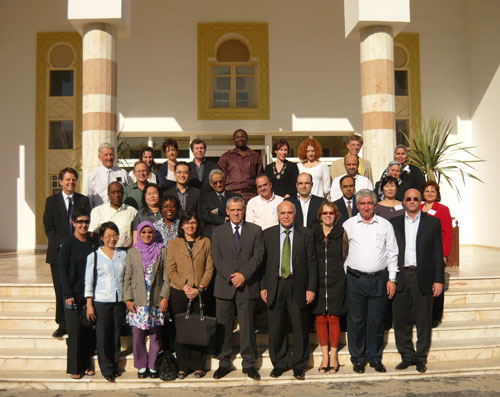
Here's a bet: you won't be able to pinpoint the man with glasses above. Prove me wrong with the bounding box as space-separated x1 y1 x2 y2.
128 146 158 184
342 189 398 374
124 161 150 210
163 161 200 218
390 188 445 373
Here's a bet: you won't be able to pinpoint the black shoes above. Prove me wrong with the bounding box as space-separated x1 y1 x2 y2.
416 362 427 373
52 327 67 338
242 367 261 380
138 369 149 379
369 361 387 373
292 368 305 380
149 371 159 378
270 367 286 378
213 366 231 379
395 360 415 370
353 362 366 373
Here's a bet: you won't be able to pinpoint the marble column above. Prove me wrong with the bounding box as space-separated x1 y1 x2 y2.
81 23 117 192
360 26 396 179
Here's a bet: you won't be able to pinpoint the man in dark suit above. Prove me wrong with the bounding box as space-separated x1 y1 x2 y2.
199 169 240 239
260 201 318 380
285 172 324 228
43 167 90 337
188 138 220 193
163 161 200 218
211 196 265 380
333 175 359 225
390 188 445 373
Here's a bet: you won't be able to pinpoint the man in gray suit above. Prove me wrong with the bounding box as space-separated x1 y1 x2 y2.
211 196 265 380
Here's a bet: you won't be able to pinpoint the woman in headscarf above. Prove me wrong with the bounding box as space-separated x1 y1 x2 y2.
374 160 403 201
124 221 170 379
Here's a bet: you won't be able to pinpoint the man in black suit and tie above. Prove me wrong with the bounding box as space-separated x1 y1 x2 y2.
260 200 318 380
43 168 90 337
285 172 324 228
199 169 240 239
333 175 359 225
188 138 220 193
211 196 265 380
163 161 200 218
390 188 445 373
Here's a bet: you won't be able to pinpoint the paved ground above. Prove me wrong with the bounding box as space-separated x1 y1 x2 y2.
1 374 499 397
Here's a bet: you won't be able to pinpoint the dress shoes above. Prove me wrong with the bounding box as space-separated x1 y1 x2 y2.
369 361 386 373
270 367 286 378
213 366 231 379
395 360 415 370
242 367 261 380
292 368 305 380
416 362 427 373
138 369 149 379
52 327 67 338
352 362 366 374
149 371 159 379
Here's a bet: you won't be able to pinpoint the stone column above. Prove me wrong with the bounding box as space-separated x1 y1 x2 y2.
360 26 396 179
81 23 117 192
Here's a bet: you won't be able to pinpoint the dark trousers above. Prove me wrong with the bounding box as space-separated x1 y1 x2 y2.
393 269 434 363
267 279 310 370
50 264 66 328
64 297 95 375
94 301 125 377
216 291 257 369
346 271 388 364
170 287 207 372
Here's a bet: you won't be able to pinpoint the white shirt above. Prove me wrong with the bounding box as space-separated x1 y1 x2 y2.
89 202 138 248
246 193 284 230
343 213 399 280
298 194 312 227
279 225 294 276
404 211 421 267
297 162 331 197
62 192 74 211
85 165 131 208
330 174 373 201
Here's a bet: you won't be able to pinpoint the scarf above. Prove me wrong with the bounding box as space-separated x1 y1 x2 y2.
134 221 163 266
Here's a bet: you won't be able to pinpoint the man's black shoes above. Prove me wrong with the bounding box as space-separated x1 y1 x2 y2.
270 367 286 378
416 362 427 373
395 360 415 370
369 361 386 373
242 367 260 380
352 362 365 373
213 366 231 379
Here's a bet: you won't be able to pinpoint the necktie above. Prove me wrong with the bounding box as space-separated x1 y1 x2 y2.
347 200 352 218
281 230 291 279
218 193 223 203
234 225 240 251
67 197 73 233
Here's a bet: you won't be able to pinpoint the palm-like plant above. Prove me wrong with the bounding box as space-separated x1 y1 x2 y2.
403 116 484 200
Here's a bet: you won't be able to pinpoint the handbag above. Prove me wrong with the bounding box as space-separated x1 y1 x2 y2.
174 292 216 346
80 250 98 329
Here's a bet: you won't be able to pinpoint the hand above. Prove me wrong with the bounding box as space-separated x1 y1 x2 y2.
230 272 246 288
283 194 290 199
86 302 96 322
306 290 315 304
125 300 138 314
260 289 268 304
159 298 168 313
65 297 75 307
432 282 444 297
387 281 396 299
210 209 217 214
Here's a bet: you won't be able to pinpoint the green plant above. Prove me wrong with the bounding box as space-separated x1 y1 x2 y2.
403 116 484 200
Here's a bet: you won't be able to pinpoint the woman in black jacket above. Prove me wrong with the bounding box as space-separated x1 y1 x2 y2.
311 201 347 373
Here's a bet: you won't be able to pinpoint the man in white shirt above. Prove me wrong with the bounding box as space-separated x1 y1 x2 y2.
246 174 283 230
285 172 325 228
330 154 373 201
343 189 398 374
89 181 138 249
85 142 131 208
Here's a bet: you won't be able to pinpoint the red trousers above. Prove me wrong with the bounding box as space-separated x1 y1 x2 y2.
316 314 340 348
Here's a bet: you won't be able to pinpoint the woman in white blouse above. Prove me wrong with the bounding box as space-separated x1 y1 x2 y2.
85 221 127 383
297 138 331 198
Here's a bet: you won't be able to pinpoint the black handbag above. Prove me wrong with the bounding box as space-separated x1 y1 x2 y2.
80 250 98 329
174 292 216 346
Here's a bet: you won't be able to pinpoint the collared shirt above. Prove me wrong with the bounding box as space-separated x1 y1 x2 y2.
279 225 294 276
330 174 373 201
193 159 206 182
343 213 399 279
62 192 74 211
89 202 138 248
230 221 243 235
246 193 284 230
132 206 162 230
84 248 126 302
85 165 131 208
176 185 189 210
404 211 421 267
298 194 312 227
123 182 145 210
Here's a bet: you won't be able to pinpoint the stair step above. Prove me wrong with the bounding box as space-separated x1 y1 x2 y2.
442 302 500 321
0 295 55 312
0 284 54 297
444 288 500 304
448 276 500 289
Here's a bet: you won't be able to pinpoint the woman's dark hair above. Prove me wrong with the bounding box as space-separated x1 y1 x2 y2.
177 211 202 239
141 183 161 208
162 138 178 153
272 138 290 154
140 146 156 168
380 176 399 192
160 194 180 217
71 207 90 221
422 180 441 202
98 221 119 239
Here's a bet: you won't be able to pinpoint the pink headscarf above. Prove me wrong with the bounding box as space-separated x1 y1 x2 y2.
134 221 163 266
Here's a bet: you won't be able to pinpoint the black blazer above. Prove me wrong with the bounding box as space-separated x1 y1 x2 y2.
261 225 318 308
43 192 90 265
188 160 220 193
163 185 201 218
200 190 241 238
390 212 445 294
285 194 325 228
334 197 359 226
211 222 264 300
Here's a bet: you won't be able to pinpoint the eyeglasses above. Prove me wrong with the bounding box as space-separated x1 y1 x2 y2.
183 221 197 226
321 211 335 216
211 180 224 185
405 197 420 202
75 219 90 224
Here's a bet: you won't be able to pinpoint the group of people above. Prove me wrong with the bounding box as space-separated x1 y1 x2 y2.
43 129 452 382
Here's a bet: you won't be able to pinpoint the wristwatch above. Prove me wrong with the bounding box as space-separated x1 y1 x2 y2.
389 279 397 284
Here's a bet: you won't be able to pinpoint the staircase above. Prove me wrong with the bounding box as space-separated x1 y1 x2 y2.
0 251 500 389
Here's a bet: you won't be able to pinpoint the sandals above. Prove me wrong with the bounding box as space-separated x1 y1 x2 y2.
71 374 82 379
318 366 329 374
194 370 205 378
84 369 95 376
177 371 187 379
